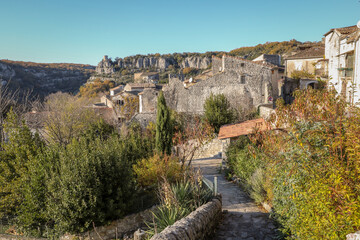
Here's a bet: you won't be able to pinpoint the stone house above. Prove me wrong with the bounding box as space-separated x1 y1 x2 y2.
285 45 325 78
124 83 156 92
134 72 159 84
163 55 275 115
110 85 124 96
138 88 158 114
324 24 360 104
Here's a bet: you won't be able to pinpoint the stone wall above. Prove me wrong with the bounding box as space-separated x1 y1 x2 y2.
163 56 272 114
259 104 275 119
212 57 222 75
193 138 222 159
60 206 156 240
151 197 222 240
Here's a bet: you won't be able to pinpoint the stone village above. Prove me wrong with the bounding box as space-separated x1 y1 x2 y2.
91 22 360 129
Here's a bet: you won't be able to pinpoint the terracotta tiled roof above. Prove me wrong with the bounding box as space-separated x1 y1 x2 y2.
218 118 268 139
324 25 358 36
285 46 325 60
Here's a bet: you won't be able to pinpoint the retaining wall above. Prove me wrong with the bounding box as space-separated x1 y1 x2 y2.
150 196 222 240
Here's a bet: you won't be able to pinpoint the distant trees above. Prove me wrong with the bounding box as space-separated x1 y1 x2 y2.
155 91 172 155
204 93 235 133
79 79 114 98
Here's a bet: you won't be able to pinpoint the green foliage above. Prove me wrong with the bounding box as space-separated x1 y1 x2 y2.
0 110 155 237
0 109 44 218
146 175 212 238
133 154 184 188
79 79 114 98
229 40 302 61
227 88 360 239
46 136 137 234
290 70 315 80
155 91 172 155
204 93 235 133
182 67 198 76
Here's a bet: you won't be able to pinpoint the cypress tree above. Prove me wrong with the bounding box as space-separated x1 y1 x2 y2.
155 91 172 155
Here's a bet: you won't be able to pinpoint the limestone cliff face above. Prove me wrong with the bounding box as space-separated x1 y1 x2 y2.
96 57 115 74
95 55 212 75
0 60 94 97
181 56 211 69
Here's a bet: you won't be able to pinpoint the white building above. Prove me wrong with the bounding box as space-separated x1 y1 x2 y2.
324 24 360 104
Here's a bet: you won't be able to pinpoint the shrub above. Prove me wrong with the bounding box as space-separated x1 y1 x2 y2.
290 70 315 80
146 175 212 237
204 93 235 133
256 89 359 238
133 154 183 188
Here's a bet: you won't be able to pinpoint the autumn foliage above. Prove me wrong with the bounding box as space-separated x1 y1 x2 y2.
227 88 360 239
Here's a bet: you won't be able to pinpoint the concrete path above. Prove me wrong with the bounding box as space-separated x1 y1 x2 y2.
191 157 278 240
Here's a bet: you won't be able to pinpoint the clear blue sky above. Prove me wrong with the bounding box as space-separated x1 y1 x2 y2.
1 0 359 65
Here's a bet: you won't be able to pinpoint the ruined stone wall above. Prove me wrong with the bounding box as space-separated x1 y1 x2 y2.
151 197 222 240
163 56 272 114
212 57 222 75
139 88 158 113
193 138 222 159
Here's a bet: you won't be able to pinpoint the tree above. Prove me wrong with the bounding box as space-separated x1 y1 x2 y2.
42 92 100 145
204 93 235 133
0 109 44 218
155 91 172 155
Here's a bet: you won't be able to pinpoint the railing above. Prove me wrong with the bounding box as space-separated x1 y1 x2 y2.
202 176 218 196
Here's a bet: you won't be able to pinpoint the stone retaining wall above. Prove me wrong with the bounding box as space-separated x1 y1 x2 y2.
193 138 222 159
150 197 222 240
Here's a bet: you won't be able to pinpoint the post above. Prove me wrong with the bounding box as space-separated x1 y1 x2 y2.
214 176 218 196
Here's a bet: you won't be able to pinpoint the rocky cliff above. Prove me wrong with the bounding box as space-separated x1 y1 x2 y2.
0 60 95 97
95 54 214 76
181 56 211 69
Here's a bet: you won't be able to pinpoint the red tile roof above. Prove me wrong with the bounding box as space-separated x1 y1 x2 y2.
218 118 269 139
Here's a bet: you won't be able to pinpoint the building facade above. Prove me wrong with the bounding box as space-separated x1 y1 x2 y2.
324 24 360 104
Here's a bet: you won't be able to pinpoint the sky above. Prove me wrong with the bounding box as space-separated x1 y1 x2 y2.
1 0 359 65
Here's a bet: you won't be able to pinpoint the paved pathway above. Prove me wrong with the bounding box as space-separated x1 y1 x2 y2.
191 157 278 240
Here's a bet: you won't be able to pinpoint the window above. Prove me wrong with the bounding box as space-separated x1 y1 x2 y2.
241 63 245 67
241 75 246 84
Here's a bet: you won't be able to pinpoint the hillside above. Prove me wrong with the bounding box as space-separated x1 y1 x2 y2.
0 60 95 98
229 40 306 61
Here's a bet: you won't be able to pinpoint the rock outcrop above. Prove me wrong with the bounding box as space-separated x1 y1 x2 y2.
181 56 211 69
96 56 115 74
95 55 212 75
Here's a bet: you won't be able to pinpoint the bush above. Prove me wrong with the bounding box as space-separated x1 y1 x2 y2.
290 70 315 80
133 154 183 188
228 88 360 239
146 174 212 237
204 93 235 133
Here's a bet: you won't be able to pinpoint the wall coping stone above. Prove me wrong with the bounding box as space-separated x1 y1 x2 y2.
150 196 222 240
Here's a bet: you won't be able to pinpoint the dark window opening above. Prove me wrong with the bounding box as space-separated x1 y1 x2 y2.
241 63 245 67
241 75 246 84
